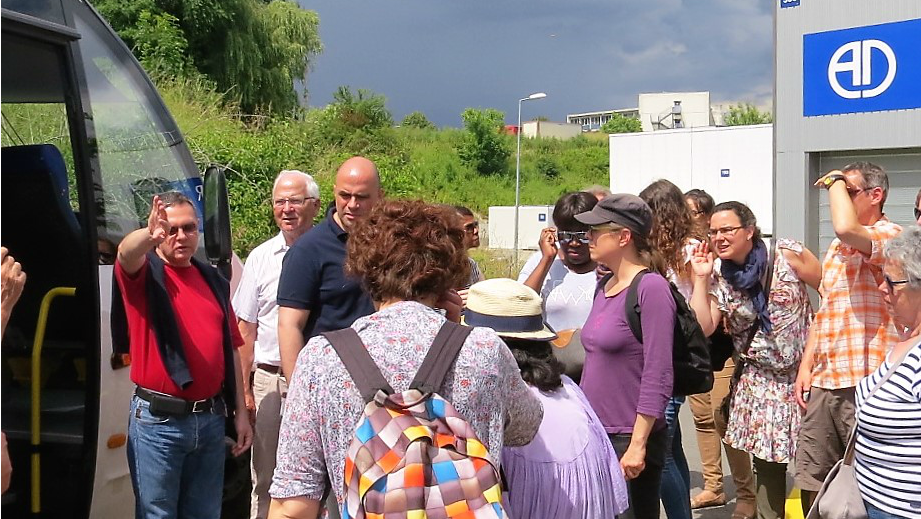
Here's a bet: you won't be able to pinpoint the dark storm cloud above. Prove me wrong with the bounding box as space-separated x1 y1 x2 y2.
297 0 773 126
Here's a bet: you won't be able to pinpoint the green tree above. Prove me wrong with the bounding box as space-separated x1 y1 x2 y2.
724 103 773 126
458 108 511 176
95 0 322 113
401 111 435 129
600 113 642 134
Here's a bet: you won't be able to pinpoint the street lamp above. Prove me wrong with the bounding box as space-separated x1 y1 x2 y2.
514 92 547 268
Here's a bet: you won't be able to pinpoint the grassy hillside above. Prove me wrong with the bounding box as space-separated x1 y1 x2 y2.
160 78 611 259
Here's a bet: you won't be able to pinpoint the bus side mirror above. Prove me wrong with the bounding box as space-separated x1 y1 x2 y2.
203 165 232 278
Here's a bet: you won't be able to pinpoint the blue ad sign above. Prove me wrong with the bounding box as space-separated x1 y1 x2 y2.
780 0 800 8
803 18 921 116
720 169 730 178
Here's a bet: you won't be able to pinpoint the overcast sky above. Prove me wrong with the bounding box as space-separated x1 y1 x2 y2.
296 0 774 127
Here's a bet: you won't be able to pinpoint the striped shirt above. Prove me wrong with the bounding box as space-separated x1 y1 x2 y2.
467 257 485 288
855 341 921 518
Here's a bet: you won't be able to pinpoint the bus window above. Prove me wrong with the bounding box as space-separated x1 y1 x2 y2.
71 5 204 248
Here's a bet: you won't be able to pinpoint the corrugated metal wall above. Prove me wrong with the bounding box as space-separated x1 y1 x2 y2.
774 0 921 254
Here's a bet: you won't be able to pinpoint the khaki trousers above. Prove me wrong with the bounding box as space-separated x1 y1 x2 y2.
688 360 756 504
250 367 287 519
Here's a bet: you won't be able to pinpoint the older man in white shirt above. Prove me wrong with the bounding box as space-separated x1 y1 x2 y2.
232 170 320 519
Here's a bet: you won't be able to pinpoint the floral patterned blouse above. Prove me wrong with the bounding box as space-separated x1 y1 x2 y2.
269 301 543 510
711 239 813 463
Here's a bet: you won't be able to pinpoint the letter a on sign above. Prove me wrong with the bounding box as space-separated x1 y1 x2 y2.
827 40 897 99
804 18 921 116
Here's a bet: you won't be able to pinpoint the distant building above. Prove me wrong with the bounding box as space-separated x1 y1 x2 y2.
569 91 749 133
521 120 582 140
566 108 639 132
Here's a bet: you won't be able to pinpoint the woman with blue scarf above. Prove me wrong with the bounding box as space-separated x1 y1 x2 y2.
687 202 821 519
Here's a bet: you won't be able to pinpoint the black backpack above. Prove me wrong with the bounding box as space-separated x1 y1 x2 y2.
619 270 714 396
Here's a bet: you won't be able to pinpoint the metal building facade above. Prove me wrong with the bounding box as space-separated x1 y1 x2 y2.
774 0 921 252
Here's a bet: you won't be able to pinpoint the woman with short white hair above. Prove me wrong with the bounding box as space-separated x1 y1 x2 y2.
853 225 921 519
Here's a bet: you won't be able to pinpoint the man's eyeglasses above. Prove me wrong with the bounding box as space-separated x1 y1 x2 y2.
463 221 479 233
556 230 589 244
884 275 910 292
272 197 312 208
707 226 744 239
168 223 199 236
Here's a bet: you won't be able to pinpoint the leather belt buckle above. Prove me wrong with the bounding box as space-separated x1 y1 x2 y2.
191 399 210 413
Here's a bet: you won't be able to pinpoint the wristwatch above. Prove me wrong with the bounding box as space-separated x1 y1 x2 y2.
822 174 846 189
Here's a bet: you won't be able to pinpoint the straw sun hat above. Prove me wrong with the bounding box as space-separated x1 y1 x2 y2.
461 278 557 341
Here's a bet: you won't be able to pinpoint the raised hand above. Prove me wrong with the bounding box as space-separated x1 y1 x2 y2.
538 227 558 260
690 240 714 278
147 195 170 243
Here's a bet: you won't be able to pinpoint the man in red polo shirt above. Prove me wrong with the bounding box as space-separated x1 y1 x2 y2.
115 192 252 519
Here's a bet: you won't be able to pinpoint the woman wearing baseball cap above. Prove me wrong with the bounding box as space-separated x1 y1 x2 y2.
575 194 678 519
463 278 628 519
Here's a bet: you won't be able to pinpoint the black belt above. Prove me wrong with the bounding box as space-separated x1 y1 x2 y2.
135 387 226 417
256 363 281 375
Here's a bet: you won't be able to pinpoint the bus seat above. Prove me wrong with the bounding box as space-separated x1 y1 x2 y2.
1 144 85 343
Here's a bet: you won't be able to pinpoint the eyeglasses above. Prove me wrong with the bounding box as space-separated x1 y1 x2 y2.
463 221 479 233
707 226 744 239
884 275 910 292
914 207 921 220
847 188 865 198
556 230 589 244
168 223 198 236
272 197 313 208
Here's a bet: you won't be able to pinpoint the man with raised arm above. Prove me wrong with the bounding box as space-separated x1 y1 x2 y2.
114 192 252 519
794 162 902 512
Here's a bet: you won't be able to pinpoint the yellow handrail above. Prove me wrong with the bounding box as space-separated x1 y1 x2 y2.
31 286 76 515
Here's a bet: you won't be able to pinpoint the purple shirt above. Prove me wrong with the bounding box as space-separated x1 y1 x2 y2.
580 273 675 434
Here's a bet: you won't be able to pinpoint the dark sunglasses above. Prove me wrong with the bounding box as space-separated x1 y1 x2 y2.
463 221 479 233
884 275 909 292
915 207 921 220
556 230 590 244
168 223 199 236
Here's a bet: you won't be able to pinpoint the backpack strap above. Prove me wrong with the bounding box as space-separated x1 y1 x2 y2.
625 269 650 344
323 328 394 403
410 321 474 394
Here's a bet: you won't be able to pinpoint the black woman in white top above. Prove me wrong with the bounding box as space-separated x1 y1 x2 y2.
855 225 921 519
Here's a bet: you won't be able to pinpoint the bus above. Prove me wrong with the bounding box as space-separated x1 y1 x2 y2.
1 1 242 516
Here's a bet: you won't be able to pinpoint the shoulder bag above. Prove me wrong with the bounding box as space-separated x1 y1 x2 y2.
806 345 914 519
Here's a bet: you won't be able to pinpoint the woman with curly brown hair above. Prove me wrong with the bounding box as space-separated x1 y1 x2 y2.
269 200 542 519
639 180 703 519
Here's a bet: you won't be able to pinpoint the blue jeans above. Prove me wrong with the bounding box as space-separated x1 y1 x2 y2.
128 395 226 519
864 501 904 519
660 396 692 519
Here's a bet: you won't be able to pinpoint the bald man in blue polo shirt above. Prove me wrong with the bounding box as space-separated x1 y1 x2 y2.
276 156 383 381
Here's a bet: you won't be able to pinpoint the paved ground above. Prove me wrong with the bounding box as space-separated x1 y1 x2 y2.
675 404 801 519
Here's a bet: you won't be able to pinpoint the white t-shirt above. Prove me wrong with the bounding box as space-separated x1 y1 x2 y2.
231 232 289 366
517 252 597 332
667 239 700 300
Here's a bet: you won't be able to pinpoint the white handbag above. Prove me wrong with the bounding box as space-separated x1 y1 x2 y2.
806 346 913 519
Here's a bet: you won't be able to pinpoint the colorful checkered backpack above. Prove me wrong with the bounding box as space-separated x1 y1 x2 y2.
322 321 505 519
